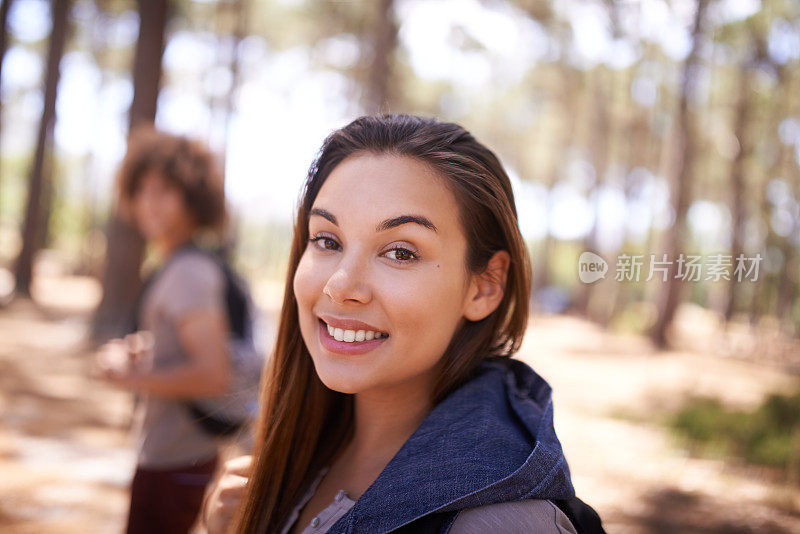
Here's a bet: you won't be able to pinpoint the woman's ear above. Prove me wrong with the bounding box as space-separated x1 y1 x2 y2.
463 250 510 322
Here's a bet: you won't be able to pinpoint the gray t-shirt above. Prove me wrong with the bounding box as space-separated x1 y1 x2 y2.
281 466 578 534
133 249 224 468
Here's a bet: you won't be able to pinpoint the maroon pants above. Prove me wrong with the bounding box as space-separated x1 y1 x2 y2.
125 455 218 534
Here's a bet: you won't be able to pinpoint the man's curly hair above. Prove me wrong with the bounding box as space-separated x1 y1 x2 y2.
116 126 226 229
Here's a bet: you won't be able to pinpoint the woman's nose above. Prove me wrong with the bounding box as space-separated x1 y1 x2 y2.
322 255 371 305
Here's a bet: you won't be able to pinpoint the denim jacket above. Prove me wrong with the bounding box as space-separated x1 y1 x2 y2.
324 357 575 533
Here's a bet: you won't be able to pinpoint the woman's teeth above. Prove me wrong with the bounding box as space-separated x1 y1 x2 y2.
326 323 387 342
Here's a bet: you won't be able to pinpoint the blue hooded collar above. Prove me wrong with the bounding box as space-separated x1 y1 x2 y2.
327 357 575 533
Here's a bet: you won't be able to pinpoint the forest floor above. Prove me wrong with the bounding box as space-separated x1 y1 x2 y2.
1 267 799 533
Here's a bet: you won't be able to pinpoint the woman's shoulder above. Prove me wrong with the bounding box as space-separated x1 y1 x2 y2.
168 246 220 268
449 498 577 534
145 249 226 320
161 248 223 283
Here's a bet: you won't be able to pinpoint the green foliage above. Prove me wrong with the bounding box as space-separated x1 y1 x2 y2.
671 388 800 474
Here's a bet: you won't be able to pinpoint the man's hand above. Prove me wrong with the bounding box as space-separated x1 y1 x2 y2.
203 455 253 534
92 331 154 388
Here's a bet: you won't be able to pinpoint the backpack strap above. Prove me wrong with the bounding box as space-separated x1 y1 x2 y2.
129 240 199 334
388 510 460 533
172 242 253 341
130 240 254 336
551 496 606 534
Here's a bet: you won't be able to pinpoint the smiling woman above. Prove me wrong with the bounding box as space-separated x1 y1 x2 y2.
294 153 493 397
215 115 603 534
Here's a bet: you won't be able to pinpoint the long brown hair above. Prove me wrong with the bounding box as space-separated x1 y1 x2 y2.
233 114 532 533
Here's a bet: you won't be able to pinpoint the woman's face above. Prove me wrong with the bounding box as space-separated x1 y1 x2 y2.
293 153 476 396
131 170 194 242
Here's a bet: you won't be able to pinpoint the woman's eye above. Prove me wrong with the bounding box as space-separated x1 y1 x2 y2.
384 247 418 262
309 236 340 251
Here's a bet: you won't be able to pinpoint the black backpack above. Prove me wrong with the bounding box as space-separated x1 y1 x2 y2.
131 241 262 437
397 495 606 533
552 495 606 534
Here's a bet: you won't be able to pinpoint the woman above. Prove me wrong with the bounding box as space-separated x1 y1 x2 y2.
212 114 590 533
94 127 233 533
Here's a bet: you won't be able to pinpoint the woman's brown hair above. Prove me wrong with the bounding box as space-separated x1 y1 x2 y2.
233 114 532 532
116 125 226 229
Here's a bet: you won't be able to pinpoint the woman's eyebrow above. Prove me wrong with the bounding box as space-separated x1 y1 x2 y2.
310 208 437 233
310 208 337 225
376 215 438 233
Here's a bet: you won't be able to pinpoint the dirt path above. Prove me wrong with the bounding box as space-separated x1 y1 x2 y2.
1 273 799 533
519 315 800 533
0 296 134 533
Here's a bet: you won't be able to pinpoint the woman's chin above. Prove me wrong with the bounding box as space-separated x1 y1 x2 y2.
311 358 374 395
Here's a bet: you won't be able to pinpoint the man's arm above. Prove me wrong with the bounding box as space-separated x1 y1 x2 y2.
103 309 231 398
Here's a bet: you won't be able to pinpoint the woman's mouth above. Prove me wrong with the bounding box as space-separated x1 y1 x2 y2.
317 318 389 355
324 321 388 342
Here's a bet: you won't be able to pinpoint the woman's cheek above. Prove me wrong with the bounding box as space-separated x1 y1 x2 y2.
293 252 321 350
379 267 457 343
293 252 317 311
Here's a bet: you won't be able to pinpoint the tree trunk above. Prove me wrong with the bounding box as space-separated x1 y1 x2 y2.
0 0 14 219
775 71 800 333
219 0 247 261
220 0 247 170
649 0 709 348
363 0 396 114
0 0 12 104
532 63 580 296
724 62 752 320
599 69 645 328
574 66 613 318
13 0 69 298
750 62 793 324
128 0 168 131
91 0 168 344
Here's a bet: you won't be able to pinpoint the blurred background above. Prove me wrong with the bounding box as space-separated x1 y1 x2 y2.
0 0 799 532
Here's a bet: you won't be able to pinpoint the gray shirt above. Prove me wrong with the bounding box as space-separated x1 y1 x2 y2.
281 466 578 534
133 250 224 468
